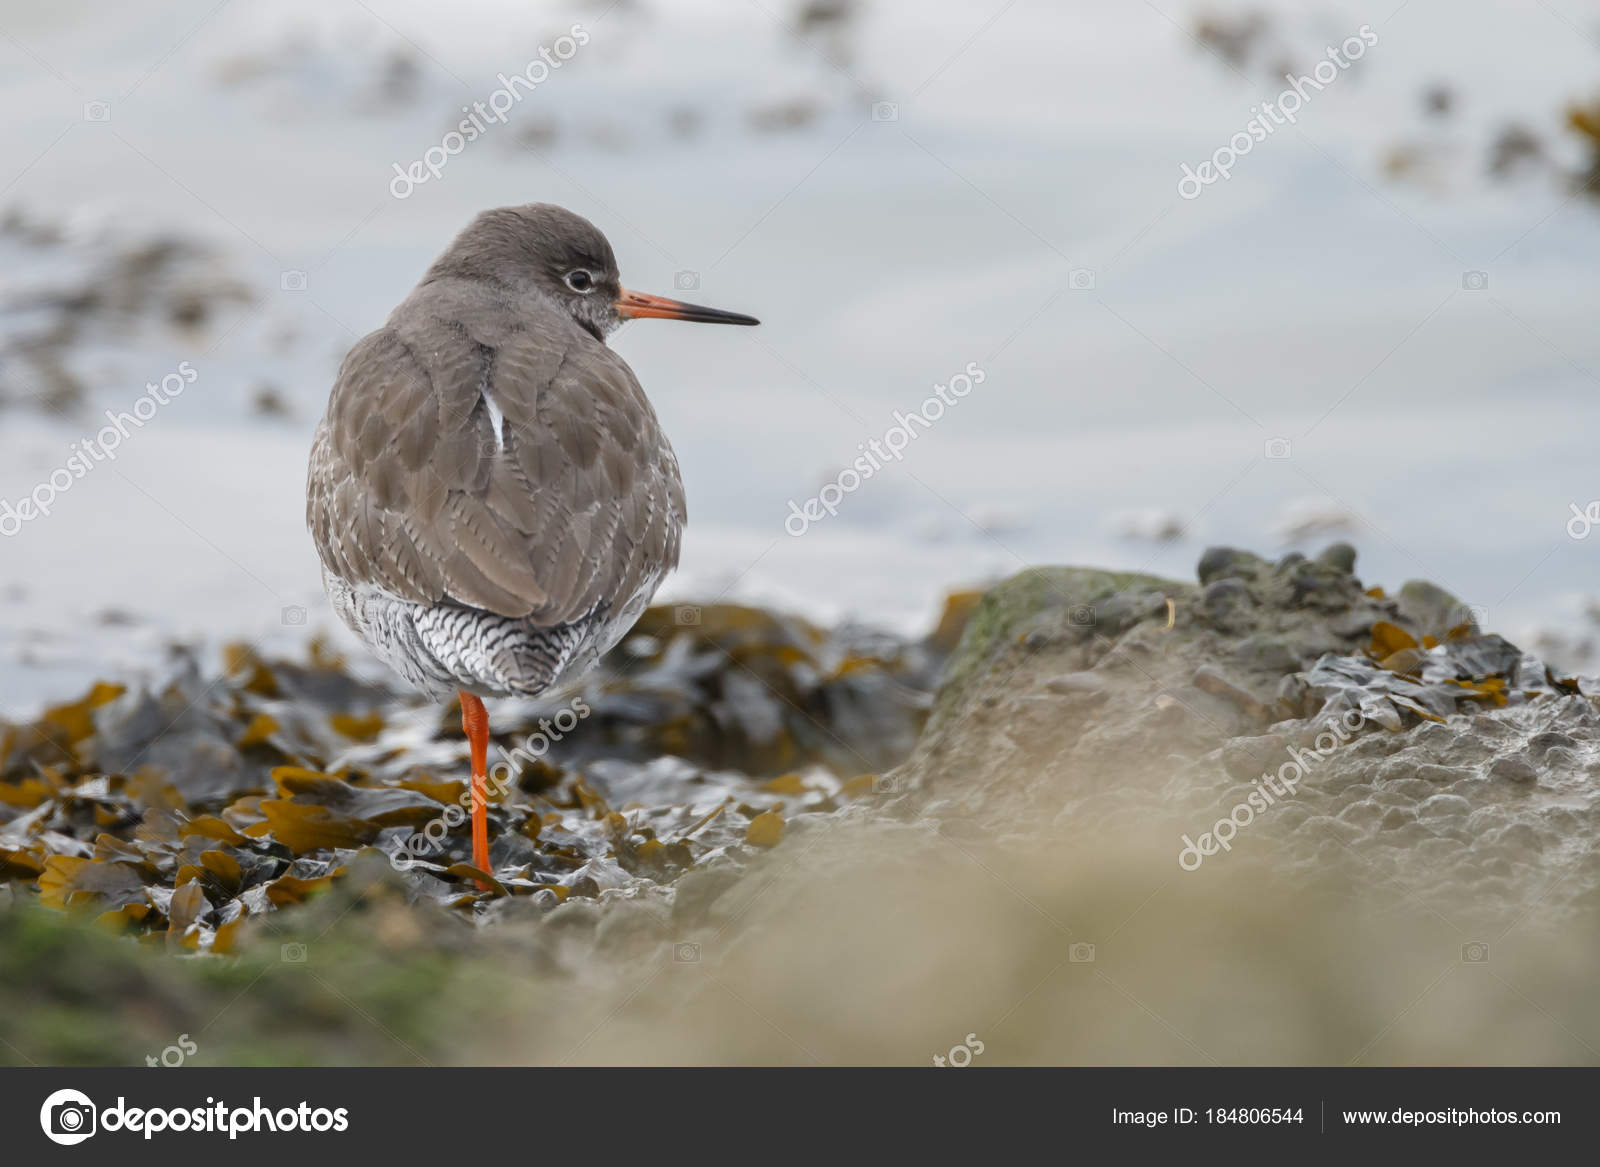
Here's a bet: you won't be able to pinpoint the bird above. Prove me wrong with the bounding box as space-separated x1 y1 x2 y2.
306 202 757 886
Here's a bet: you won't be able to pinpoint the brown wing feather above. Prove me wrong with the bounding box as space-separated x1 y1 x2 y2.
306 279 685 625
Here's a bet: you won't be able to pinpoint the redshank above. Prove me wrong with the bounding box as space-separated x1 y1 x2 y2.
306 202 757 883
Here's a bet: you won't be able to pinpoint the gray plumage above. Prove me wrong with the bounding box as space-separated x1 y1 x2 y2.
306 204 687 699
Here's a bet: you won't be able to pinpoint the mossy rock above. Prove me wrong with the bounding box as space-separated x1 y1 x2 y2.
933 566 1189 724
0 878 473 1066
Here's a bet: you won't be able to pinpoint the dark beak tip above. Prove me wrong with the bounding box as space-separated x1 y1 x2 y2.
690 305 760 327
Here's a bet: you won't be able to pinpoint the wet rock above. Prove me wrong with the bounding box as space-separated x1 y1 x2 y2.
1217 735 1288 781
1417 794 1473 822
1545 746 1580 770
1378 758 1472 786
1201 577 1253 630
1540 810 1585 843
1338 801 1384 829
1487 823 1543 855
1043 672 1109 701
1197 546 1254 585
1230 636 1300 675
1486 756 1538 784
1316 542 1358 573
1301 814 1366 845
1191 665 1273 721
13 537 1600 959
670 858 746 924
1396 580 1476 638
884 544 1600 921
1528 730 1577 755
1380 806 1417 830
1381 778 1439 801
592 895 671 958
0 589 973 946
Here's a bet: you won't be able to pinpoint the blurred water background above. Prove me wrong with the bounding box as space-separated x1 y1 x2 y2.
3 0 1600 711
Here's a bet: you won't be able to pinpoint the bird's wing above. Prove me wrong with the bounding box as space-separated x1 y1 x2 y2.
307 300 685 625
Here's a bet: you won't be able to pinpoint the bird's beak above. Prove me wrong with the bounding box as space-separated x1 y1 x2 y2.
616 287 759 326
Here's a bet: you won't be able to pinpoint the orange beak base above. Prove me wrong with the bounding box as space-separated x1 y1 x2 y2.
616 287 759 326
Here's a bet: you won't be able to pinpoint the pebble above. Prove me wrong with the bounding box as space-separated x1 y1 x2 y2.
1045 672 1109 698
1486 756 1539 784
1418 794 1472 822
1380 807 1417 830
1527 730 1577 755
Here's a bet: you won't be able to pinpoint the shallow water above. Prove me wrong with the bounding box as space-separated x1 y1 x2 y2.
2 0 1598 711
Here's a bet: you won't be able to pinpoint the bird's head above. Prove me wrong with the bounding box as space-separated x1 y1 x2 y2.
427 203 759 342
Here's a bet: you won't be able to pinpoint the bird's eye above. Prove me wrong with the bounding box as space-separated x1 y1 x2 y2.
565 270 594 293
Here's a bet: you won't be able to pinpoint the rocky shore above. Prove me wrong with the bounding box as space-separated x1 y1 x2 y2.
5 545 1599 1065
888 544 1600 921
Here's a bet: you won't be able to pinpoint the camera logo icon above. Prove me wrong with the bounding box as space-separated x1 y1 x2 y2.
871 101 899 121
1068 268 1096 291
83 101 111 122
1068 604 1096 627
281 942 308 963
1264 437 1292 460
1461 270 1489 291
40 1088 97 1145
280 270 308 292
674 605 701 626
1069 942 1096 963
1461 941 1490 963
674 942 701 963
281 604 307 626
674 270 700 291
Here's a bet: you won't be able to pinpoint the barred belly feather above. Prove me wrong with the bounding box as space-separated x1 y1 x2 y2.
324 570 609 701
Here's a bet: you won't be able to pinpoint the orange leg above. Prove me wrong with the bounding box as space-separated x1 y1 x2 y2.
459 691 492 888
